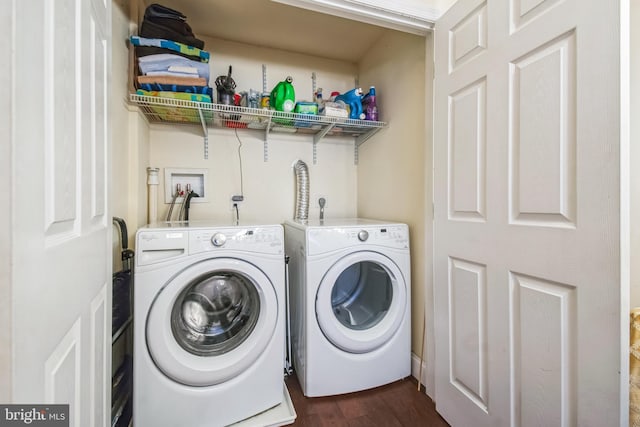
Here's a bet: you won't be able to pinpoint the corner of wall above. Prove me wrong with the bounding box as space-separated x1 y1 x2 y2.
355 30 429 360
112 0 151 248
423 28 437 399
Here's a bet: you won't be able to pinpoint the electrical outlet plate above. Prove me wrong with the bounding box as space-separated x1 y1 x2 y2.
229 194 244 211
164 168 208 204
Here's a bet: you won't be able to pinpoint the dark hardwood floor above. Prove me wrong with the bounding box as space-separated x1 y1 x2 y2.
285 373 450 426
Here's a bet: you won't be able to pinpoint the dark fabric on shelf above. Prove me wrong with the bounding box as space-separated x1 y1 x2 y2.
144 3 187 21
135 45 204 62
140 19 204 49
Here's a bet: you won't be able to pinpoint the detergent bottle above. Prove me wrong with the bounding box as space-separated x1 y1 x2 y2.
314 88 325 114
363 86 378 121
270 76 296 112
335 87 365 120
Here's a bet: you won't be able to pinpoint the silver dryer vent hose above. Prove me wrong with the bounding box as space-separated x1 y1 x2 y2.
292 159 309 220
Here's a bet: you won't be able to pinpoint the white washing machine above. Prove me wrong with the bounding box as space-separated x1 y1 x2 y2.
284 218 411 397
134 222 285 427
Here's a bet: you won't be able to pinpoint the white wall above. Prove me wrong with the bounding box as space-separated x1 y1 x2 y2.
0 0 13 402
356 30 428 360
112 0 150 251
112 0 133 255
147 36 360 224
129 113 151 233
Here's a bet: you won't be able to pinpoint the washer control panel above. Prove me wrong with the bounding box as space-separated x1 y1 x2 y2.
190 226 284 255
211 233 227 247
136 224 284 266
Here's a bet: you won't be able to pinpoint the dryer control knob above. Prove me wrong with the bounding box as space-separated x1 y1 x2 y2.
211 233 227 247
358 230 369 242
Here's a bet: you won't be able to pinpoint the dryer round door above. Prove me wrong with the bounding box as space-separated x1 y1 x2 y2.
315 251 407 354
146 257 278 387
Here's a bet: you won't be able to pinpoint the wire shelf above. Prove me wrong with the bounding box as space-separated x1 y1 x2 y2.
129 93 386 140
129 94 386 164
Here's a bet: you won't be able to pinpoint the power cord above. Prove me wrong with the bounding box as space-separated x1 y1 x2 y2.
233 129 245 224
233 203 240 225
234 128 244 198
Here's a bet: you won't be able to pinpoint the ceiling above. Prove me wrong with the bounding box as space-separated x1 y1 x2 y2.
142 0 391 62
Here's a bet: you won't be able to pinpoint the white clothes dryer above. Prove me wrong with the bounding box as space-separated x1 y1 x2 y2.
284 218 411 397
134 222 285 427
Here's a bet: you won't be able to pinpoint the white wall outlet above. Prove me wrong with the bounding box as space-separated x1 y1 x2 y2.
164 168 208 204
229 194 244 211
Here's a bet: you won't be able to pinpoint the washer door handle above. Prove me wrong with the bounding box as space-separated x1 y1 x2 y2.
211 233 227 247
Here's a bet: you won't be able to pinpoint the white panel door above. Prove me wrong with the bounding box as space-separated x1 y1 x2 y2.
433 0 623 426
12 0 112 426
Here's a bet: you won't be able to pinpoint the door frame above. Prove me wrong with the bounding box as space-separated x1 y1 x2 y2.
0 0 13 403
621 0 631 422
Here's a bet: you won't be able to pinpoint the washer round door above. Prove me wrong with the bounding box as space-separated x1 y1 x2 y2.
146 257 278 387
315 251 407 354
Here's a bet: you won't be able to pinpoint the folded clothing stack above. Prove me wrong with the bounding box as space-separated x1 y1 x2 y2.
134 3 212 103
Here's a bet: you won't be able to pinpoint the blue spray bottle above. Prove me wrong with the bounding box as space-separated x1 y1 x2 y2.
335 88 365 120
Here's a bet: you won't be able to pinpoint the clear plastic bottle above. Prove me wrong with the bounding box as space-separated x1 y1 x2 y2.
363 86 378 121
315 88 325 114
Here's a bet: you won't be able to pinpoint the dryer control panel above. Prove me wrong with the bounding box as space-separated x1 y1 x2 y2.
307 224 409 256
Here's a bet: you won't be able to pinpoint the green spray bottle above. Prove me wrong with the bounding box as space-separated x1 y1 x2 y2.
270 76 296 112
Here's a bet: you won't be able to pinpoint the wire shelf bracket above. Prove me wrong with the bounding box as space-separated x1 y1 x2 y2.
197 108 209 160
128 94 387 163
355 126 383 147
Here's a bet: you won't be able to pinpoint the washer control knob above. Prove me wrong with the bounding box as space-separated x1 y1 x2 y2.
211 233 227 247
358 230 369 242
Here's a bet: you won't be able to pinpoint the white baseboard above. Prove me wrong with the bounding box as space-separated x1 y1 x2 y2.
411 352 427 384
411 352 434 399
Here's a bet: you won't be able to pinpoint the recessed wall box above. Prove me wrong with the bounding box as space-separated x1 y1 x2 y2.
164 168 208 204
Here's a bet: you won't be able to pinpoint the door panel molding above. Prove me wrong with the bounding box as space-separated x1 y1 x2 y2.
90 285 109 427
448 78 487 222
508 30 576 229
448 257 488 411
509 272 576 427
44 319 81 426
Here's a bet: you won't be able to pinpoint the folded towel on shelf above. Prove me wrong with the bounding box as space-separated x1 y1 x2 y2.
135 46 202 62
138 83 213 97
136 89 212 103
168 65 199 75
145 71 204 78
130 36 210 63
138 53 210 82
137 75 207 87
